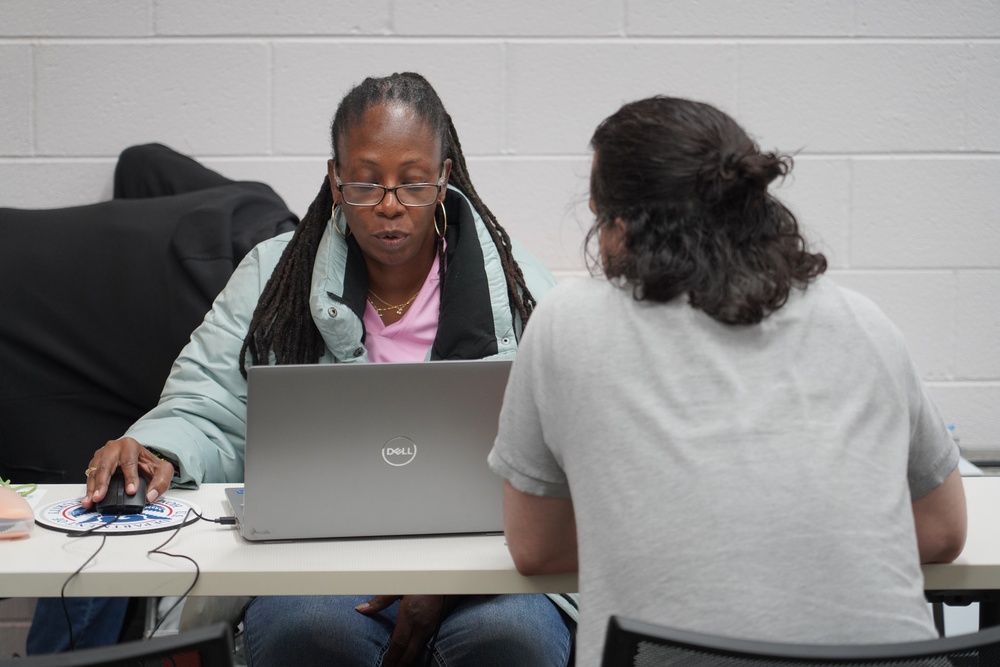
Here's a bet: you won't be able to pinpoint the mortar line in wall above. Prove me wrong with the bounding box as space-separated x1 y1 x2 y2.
4 36 1000 46
783 152 1000 159
846 156 854 269
0 154 594 164
147 0 156 36
28 43 36 156
499 41 509 155
733 41 742 117
950 267 960 386
4 152 999 164
266 42 275 155
828 264 1000 276
828 268 977 275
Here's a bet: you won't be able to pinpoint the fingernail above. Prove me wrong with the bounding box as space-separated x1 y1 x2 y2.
355 603 370 612
147 489 159 503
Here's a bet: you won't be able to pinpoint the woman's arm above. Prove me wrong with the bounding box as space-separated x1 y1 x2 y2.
502 480 578 576
912 467 967 564
122 237 291 486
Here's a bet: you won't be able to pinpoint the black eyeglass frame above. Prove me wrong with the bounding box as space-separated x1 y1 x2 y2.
333 168 447 207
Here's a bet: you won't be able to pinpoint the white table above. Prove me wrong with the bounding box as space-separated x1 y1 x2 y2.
1 483 576 598
3 478 997 603
922 476 1000 628
923 474 1000 591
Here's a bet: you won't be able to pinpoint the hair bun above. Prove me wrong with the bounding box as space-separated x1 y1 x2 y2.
738 152 790 188
700 150 790 205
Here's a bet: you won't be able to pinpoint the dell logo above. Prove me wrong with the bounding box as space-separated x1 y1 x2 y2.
382 437 417 466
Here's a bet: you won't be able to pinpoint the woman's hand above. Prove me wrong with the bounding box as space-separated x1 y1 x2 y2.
355 594 448 667
81 437 174 509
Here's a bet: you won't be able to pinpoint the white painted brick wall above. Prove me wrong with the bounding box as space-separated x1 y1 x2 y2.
627 0 856 36
1 0 998 454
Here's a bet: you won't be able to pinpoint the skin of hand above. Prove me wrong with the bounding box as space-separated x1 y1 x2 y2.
81 437 175 509
355 594 450 667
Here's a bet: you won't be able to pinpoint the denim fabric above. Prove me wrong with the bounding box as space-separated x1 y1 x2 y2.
243 594 571 667
26 597 129 654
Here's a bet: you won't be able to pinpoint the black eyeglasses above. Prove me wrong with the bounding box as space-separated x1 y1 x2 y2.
334 169 446 207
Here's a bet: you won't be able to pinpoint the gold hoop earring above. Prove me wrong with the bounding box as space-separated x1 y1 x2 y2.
332 204 351 238
434 201 447 239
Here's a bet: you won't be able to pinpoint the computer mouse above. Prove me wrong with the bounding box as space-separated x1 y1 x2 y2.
96 471 149 516
0 486 34 539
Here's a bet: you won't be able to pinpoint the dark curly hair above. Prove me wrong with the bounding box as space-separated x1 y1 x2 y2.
239 72 536 377
587 96 827 325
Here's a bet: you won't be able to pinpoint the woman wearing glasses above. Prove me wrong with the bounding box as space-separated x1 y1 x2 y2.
82 73 573 666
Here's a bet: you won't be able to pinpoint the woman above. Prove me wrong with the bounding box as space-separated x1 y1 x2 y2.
488 96 966 667
83 73 574 667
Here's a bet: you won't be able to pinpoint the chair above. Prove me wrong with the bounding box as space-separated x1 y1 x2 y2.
0 142 297 485
0 143 297 650
0 621 234 666
601 615 1000 666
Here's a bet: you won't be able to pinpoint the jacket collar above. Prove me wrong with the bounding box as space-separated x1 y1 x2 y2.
309 186 510 362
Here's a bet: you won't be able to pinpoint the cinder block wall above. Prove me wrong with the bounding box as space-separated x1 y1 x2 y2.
2 0 998 452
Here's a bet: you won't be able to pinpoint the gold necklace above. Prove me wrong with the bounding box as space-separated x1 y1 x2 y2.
368 289 420 317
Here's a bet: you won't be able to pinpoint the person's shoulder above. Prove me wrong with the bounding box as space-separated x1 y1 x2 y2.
550 274 608 296
220 230 297 294
532 275 615 317
509 239 555 287
816 277 895 327
252 230 295 256
239 230 295 268
804 276 909 350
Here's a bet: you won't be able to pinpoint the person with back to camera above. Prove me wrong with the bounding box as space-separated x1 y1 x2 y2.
487 95 967 667
80 73 576 667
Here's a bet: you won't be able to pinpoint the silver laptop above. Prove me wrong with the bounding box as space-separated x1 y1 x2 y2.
225 359 512 541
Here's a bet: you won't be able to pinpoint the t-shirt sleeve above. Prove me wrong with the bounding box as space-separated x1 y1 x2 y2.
488 297 571 499
839 285 960 501
905 356 960 500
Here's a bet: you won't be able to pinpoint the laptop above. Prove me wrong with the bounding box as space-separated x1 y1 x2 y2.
225 359 512 541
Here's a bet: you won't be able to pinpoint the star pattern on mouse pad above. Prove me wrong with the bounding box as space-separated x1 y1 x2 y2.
35 496 199 534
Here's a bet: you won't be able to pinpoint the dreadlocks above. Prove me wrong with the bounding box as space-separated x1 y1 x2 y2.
239 72 536 377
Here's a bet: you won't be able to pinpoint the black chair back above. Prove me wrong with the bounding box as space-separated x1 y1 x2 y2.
0 622 234 666
602 615 1000 666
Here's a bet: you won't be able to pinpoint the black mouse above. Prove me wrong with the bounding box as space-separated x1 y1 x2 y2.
96 471 149 515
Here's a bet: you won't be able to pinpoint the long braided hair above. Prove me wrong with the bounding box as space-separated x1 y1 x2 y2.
239 72 536 377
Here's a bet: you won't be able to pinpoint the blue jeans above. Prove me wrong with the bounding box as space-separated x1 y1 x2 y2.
26 597 129 654
243 594 572 667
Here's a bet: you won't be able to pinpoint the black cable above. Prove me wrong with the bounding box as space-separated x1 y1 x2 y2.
60 515 121 651
146 509 202 637
143 509 236 636
54 506 237 648
422 597 447 667
189 508 237 525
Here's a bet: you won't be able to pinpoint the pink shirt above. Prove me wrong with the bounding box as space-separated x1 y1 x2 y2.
363 250 442 363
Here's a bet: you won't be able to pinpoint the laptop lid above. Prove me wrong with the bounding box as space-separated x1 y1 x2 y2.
234 359 511 541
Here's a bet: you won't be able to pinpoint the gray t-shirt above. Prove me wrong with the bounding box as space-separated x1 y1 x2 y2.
489 275 959 667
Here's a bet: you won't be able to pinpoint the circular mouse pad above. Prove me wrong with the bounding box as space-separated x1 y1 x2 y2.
35 496 200 535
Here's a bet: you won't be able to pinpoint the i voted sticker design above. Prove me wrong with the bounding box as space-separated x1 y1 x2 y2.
36 496 198 534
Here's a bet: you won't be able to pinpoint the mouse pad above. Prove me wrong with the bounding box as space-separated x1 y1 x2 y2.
35 496 200 535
